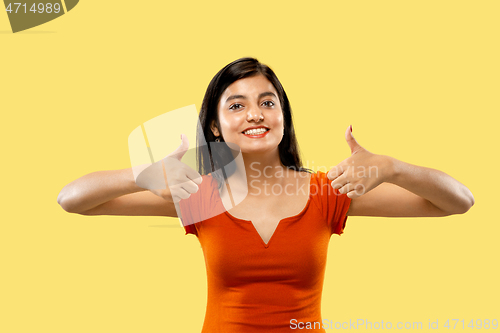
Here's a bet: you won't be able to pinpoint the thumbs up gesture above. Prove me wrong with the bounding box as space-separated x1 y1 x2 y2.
327 126 392 199
135 134 202 203
162 134 203 203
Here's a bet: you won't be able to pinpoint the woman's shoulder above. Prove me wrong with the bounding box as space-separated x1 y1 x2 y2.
307 170 329 185
200 173 220 184
280 168 331 187
195 173 219 193
201 173 215 180
308 170 340 199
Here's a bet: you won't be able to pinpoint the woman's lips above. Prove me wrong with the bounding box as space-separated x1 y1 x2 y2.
242 129 270 138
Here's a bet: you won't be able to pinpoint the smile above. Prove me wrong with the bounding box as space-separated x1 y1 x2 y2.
243 127 269 135
242 128 270 137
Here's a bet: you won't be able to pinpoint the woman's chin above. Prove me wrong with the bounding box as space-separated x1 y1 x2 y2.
223 136 281 155
239 145 279 156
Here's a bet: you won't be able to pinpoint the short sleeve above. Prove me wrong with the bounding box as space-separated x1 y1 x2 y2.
178 174 221 236
312 171 352 235
179 202 199 236
178 192 199 236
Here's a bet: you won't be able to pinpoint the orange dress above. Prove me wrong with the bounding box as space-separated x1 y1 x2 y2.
179 171 351 332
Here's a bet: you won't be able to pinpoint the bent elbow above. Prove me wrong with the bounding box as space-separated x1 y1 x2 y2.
440 198 474 216
469 192 475 209
452 196 475 215
57 191 85 215
57 191 71 212
464 195 475 213
449 185 475 215
57 196 76 214
57 191 66 209
455 205 472 215
460 188 475 214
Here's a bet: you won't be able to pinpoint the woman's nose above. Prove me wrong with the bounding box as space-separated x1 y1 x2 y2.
246 105 264 122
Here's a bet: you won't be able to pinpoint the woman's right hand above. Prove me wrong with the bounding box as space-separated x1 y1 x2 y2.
135 134 203 204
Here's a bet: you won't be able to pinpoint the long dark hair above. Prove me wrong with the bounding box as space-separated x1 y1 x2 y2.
197 57 311 182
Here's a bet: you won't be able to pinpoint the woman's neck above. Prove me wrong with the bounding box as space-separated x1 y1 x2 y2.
241 150 286 184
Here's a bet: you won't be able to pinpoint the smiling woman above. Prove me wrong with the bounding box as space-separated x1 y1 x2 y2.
214 76 282 151
57 57 474 333
197 58 304 179
213 75 284 154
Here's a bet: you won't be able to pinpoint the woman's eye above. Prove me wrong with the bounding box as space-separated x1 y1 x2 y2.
263 101 275 107
229 103 243 110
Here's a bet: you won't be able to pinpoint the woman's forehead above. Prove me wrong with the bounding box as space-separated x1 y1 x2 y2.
222 75 277 99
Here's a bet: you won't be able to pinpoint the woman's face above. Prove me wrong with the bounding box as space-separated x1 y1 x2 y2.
214 74 284 155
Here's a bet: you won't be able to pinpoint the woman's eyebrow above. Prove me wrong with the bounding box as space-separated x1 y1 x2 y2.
225 92 277 103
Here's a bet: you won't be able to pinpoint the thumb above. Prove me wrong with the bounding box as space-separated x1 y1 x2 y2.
345 125 362 155
169 133 190 160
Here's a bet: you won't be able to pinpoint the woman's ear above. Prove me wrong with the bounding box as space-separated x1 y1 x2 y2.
210 120 220 137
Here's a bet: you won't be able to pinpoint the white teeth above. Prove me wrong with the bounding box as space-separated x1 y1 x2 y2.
244 128 268 135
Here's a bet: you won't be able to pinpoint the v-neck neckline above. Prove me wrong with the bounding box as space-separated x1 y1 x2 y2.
223 173 314 248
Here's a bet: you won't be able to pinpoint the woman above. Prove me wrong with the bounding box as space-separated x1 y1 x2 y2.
57 57 474 332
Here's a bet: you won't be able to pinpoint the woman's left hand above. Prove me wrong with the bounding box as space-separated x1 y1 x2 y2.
327 126 394 199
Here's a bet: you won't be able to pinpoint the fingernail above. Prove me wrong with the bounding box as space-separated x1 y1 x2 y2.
350 125 352 133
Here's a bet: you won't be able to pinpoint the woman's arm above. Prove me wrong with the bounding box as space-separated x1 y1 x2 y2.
57 168 177 217
345 157 474 217
57 135 202 217
329 126 474 217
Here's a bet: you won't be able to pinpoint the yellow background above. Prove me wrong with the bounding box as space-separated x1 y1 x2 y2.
1 1 498 332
